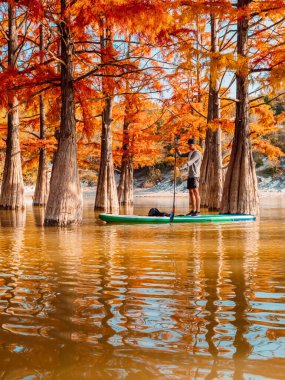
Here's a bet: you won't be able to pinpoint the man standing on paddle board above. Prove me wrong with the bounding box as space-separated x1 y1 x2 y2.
176 138 203 216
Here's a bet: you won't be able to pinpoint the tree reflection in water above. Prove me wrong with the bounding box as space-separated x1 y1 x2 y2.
0 209 26 228
1 202 285 379
119 204 134 215
203 227 221 379
227 226 259 380
196 224 259 379
33 206 45 227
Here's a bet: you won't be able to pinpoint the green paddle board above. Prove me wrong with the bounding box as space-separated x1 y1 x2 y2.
99 213 256 224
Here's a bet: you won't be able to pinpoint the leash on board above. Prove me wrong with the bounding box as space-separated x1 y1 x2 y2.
170 135 179 222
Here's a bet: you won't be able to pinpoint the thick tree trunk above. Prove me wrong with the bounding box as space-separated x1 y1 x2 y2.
34 148 49 206
200 14 223 210
0 4 25 210
94 25 119 212
95 96 119 211
220 0 259 215
117 113 134 205
34 27 49 206
44 0 82 226
200 130 223 211
33 97 49 206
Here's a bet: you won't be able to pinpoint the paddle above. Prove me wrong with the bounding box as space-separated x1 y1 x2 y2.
170 136 179 222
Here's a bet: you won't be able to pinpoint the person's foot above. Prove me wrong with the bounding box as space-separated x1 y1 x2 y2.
191 211 201 217
186 210 194 216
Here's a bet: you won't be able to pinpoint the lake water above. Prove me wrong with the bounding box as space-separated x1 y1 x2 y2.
0 193 285 380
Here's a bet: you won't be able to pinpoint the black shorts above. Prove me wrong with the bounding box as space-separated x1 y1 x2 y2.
187 177 199 189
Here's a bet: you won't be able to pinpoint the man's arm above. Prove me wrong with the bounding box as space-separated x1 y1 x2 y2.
176 148 189 158
180 151 200 170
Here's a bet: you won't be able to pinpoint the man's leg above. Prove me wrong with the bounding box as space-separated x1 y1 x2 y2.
189 189 196 212
193 188 201 212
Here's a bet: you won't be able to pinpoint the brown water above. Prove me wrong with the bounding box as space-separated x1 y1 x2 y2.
0 193 285 380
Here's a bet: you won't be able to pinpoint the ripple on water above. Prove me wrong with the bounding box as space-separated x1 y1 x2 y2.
0 200 285 379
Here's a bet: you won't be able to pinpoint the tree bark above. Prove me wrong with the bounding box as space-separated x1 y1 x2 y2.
33 26 49 206
200 14 223 210
44 0 82 226
220 0 259 215
0 3 25 210
117 107 134 205
95 95 119 211
94 25 119 212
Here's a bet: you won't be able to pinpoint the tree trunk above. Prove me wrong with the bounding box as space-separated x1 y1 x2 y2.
220 0 259 215
0 3 25 210
33 93 49 206
117 110 134 205
200 14 223 210
94 25 119 212
95 96 119 211
33 27 49 206
44 0 82 226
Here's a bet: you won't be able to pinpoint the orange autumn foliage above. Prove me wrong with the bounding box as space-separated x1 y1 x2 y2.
0 0 284 184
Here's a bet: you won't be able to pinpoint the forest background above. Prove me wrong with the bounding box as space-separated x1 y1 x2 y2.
0 0 285 226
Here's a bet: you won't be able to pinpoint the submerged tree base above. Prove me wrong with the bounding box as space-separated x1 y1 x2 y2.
44 173 83 227
0 181 25 210
94 205 119 214
44 217 82 227
0 204 25 210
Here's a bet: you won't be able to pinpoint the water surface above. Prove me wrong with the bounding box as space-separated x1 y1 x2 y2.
0 193 285 379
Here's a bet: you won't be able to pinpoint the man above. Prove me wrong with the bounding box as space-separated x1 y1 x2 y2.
176 138 203 216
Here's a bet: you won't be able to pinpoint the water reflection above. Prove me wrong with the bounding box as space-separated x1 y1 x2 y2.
203 228 221 379
228 230 254 380
0 209 26 228
0 198 284 379
120 204 134 215
33 206 45 227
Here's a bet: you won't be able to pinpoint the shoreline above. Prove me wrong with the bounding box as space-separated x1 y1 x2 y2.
23 185 285 199
134 190 285 198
